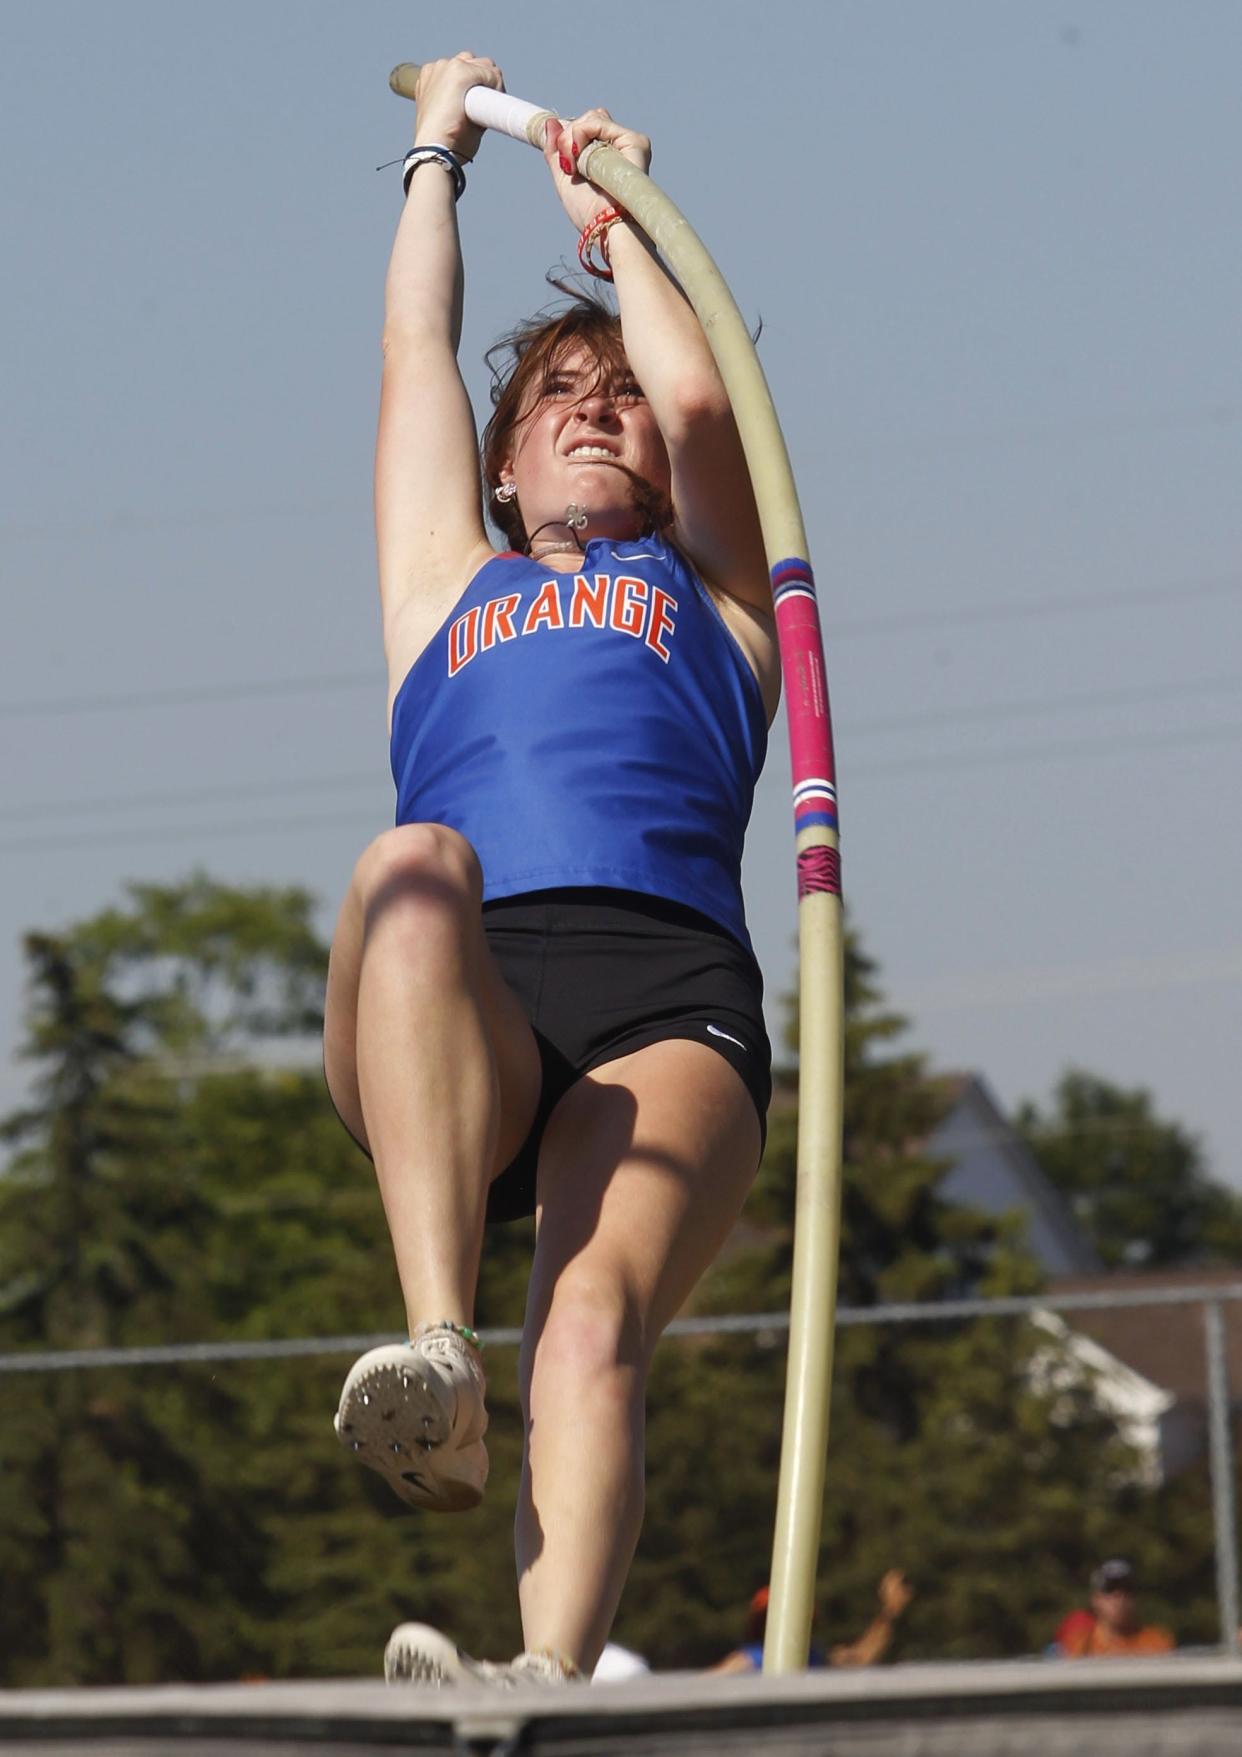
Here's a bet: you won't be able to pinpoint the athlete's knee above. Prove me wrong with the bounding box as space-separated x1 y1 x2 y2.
526 1268 646 1410
353 824 483 926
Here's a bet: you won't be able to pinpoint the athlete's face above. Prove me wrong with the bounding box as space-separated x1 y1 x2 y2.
499 345 671 543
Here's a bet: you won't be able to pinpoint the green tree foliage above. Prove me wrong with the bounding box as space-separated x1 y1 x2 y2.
0 887 1227 1683
0 876 535 1685
620 934 1223 1666
0 922 262 1682
1016 1069 1242 1268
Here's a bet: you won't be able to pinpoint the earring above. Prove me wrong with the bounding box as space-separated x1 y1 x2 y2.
494 481 518 504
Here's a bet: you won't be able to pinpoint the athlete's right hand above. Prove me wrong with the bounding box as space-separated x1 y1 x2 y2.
413 53 505 162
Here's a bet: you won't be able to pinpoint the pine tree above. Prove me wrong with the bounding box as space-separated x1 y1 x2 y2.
0 929 259 1683
1017 1069 1242 1267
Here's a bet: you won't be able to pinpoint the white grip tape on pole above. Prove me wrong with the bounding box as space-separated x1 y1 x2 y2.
463 86 549 145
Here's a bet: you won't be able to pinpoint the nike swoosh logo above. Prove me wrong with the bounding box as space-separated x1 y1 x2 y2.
706 1024 747 1051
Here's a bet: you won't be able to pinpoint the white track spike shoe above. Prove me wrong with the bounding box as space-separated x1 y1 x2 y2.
334 1322 488 1513
383 1622 583 1687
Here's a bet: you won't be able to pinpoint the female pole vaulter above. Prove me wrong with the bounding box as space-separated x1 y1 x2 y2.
323 51 779 1685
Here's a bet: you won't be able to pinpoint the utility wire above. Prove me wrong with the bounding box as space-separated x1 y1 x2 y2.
4 717 1241 855
0 807 387 856
0 771 382 826
0 671 378 720
832 570 1242 637
3 675 1240 832
847 670 1242 736
850 717 1242 777
2 573 1239 720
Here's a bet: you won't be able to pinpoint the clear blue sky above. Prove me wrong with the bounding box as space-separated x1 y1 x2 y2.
3 3 1240 1185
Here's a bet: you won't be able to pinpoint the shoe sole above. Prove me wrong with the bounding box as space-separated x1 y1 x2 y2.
384 1623 470 1686
383 1623 579 1689
335 1354 486 1513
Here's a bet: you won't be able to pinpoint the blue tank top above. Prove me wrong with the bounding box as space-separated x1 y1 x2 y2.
389 536 768 951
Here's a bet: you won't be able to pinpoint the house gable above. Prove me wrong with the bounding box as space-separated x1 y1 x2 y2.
930 1075 1101 1276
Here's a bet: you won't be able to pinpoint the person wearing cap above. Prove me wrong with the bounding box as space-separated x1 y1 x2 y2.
1054 1559 1174 1658
712 1571 913 1673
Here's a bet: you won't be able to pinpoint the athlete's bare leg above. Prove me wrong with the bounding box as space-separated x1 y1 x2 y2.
324 824 541 1332
514 1039 762 1671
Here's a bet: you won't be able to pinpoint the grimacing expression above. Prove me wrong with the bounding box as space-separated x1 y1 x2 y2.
499 346 672 537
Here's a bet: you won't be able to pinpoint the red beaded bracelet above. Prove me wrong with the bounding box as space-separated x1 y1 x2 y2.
577 206 625 281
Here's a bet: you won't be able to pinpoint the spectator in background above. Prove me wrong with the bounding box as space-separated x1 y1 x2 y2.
712 1570 913 1673
1052 1558 1175 1658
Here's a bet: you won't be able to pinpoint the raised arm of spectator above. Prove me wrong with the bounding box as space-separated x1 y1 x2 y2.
829 1570 914 1668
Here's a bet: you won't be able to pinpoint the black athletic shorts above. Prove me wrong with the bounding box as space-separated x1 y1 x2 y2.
325 886 772 1225
482 888 771 1223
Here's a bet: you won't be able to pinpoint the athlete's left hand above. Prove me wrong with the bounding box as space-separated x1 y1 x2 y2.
543 109 651 232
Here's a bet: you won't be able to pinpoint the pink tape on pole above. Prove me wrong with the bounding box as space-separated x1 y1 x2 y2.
773 560 839 846
797 846 841 899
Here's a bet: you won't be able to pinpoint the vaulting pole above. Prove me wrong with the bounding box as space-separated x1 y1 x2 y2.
391 64 845 1672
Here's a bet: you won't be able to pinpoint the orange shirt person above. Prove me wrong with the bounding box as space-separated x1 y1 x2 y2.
1058 1559 1174 1659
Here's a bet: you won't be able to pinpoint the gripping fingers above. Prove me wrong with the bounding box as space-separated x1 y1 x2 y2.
562 107 652 175
412 53 505 159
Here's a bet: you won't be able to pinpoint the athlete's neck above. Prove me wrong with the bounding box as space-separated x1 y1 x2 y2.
527 543 591 568
525 521 646 568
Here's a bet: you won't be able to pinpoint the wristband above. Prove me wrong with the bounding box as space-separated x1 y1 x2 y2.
577 206 625 281
402 144 467 201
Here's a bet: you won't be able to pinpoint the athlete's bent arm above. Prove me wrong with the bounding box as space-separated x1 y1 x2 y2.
545 112 770 614
375 55 503 662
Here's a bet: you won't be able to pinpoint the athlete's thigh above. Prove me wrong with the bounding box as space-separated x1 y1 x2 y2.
322 843 541 1170
528 1038 763 1348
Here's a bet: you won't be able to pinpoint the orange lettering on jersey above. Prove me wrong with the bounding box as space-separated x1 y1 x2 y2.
569 573 611 629
482 593 521 649
611 575 649 639
447 605 481 677
521 580 565 635
645 587 677 662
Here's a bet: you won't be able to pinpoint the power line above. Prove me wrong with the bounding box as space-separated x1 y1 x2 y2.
0 771 381 826
0 807 386 856
5 672 1239 830
2 499 351 543
831 570 1242 638
890 944 1242 1013
0 670 378 720
4 719 1242 855
848 671 1242 736
862 398 1242 456
849 717 1242 776
2 573 1239 720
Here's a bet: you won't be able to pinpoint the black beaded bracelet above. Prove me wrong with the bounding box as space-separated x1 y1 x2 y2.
402 144 467 201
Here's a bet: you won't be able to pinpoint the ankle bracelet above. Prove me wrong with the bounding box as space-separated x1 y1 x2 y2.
416 1319 484 1353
